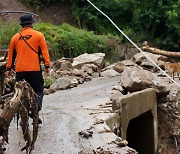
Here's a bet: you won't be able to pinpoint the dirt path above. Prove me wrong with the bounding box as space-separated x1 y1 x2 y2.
5 76 121 154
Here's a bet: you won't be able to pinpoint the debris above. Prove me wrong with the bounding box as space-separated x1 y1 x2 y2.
94 119 104 125
0 81 39 154
79 130 93 139
114 139 128 147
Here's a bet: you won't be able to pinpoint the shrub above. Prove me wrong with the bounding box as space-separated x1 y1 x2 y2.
34 23 120 60
44 76 56 88
0 21 20 49
0 21 120 62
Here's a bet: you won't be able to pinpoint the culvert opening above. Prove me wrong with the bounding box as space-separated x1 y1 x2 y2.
126 110 155 154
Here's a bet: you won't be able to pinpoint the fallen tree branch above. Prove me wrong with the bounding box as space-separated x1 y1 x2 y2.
0 93 14 100
0 81 39 154
141 45 180 58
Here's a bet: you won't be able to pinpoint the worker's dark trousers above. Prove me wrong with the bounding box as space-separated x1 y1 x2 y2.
16 71 44 111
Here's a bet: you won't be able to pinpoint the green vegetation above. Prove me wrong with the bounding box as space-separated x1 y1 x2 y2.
34 23 119 60
0 22 120 61
44 76 56 88
21 0 180 51
72 0 180 51
0 22 21 49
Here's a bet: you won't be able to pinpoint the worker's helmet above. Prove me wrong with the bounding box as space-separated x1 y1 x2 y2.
20 14 35 25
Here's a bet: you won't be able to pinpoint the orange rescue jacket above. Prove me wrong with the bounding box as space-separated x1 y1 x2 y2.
6 27 50 72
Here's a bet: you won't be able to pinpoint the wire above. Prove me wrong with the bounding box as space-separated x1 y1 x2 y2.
0 11 39 17
86 0 180 88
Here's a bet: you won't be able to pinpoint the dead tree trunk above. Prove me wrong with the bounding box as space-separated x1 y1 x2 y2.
0 62 6 95
141 45 180 58
0 81 39 154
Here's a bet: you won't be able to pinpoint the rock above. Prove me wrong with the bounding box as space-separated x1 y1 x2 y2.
110 91 123 101
113 62 125 73
112 98 121 111
50 77 71 90
52 59 73 71
115 139 128 147
121 67 169 94
77 77 85 84
132 52 168 71
112 85 126 94
43 88 56 95
69 77 79 87
78 148 94 154
59 61 73 71
79 130 93 139
101 69 120 77
84 76 92 82
49 69 57 78
72 69 88 78
72 53 105 68
122 60 137 66
81 65 93 75
83 64 98 72
168 87 179 102
115 137 122 142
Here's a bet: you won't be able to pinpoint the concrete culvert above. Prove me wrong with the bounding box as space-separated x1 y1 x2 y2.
106 88 158 154
127 110 155 154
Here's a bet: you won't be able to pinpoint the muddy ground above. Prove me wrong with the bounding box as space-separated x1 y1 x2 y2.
5 76 122 154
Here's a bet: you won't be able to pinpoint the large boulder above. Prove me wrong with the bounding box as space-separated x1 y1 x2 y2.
52 58 73 71
72 53 105 68
120 67 169 94
132 52 168 71
50 77 71 90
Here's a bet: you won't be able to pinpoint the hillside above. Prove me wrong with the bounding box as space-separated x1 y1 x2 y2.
0 0 28 22
0 0 76 25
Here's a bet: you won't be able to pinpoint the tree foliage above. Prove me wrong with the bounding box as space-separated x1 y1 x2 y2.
71 0 180 51
132 0 180 51
17 0 180 51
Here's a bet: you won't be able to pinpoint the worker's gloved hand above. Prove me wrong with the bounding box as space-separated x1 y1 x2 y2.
6 70 12 78
45 68 50 76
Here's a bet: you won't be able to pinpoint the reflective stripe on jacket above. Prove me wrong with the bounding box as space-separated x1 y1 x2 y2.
6 27 50 72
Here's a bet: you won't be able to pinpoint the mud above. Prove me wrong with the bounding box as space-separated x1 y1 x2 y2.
5 76 121 154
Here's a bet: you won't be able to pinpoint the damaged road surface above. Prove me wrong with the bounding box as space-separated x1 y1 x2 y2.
5 76 134 154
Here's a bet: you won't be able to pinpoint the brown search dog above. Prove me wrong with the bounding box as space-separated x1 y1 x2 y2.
164 62 180 82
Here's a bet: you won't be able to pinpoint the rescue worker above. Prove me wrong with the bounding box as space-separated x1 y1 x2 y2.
6 14 50 123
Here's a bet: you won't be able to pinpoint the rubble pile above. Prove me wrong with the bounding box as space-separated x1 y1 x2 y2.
0 51 179 153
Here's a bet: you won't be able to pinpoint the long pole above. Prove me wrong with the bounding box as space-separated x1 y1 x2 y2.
0 11 39 17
